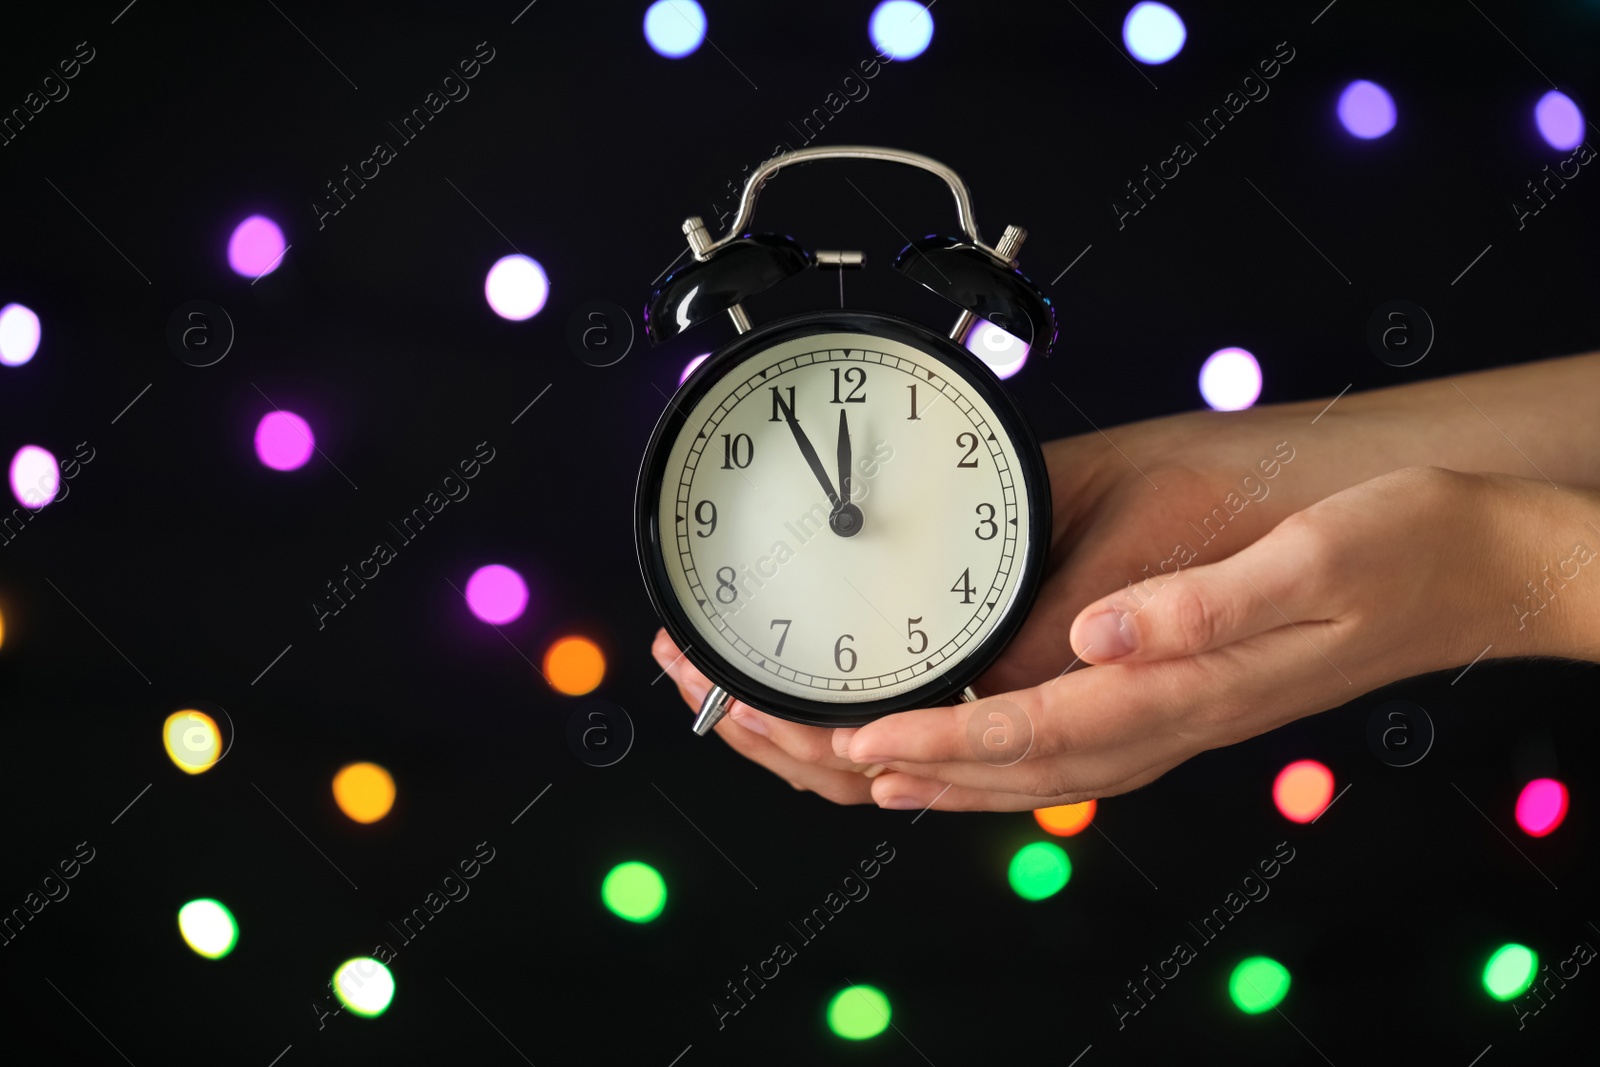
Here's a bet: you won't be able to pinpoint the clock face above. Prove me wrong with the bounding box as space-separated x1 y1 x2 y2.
641 316 1046 722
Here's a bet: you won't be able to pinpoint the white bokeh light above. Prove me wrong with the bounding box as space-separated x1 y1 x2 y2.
643 0 705 58
0 303 41 366
964 319 1029 380
333 957 395 1017
484 254 550 321
1198 348 1262 411
9 445 60 510
1122 3 1186 65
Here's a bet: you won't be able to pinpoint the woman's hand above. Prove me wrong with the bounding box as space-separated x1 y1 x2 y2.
833 467 1600 811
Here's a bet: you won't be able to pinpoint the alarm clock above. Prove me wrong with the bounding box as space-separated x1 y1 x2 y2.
635 146 1057 735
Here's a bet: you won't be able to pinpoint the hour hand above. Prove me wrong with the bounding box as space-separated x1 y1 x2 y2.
774 390 840 512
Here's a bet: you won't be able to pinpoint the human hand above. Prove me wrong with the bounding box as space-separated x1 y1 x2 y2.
833 467 1600 811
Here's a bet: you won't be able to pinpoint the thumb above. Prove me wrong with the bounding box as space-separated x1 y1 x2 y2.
1068 527 1318 664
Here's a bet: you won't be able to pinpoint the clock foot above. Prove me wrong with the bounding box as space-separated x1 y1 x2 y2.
960 686 981 703
692 686 733 736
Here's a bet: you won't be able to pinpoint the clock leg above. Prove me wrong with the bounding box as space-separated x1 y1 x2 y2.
692 686 733 736
960 686 981 703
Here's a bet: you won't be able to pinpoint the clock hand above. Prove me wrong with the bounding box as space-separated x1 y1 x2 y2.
773 389 841 512
833 409 865 537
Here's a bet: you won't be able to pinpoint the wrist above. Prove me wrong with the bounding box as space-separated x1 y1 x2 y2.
1483 475 1600 663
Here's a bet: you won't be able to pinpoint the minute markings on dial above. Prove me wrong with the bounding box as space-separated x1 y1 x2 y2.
669 346 1021 695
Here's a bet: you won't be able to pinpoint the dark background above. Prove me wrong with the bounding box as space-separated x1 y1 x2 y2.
1 0 1596 1063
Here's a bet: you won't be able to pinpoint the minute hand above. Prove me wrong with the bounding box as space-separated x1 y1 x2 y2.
774 392 840 510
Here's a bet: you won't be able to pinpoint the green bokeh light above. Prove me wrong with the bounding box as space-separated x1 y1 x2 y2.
1483 943 1538 1001
1229 956 1291 1013
332 957 395 1017
602 861 667 923
177 898 238 959
1008 841 1071 900
827 984 891 1040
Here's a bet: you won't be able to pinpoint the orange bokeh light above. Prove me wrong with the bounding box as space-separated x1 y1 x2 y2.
1273 759 1334 823
544 636 605 695
1034 799 1096 836
333 762 396 823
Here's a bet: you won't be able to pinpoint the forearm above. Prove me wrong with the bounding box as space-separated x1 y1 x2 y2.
1314 350 1600 492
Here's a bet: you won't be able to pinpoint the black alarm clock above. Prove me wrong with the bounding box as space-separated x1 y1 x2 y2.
635 146 1057 735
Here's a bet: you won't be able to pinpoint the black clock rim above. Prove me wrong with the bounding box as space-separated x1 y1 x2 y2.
634 310 1053 728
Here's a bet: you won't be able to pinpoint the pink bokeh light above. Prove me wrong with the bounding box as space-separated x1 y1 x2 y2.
465 564 529 625
1515 778 1568 837
228 215 287 278
254 411 315 471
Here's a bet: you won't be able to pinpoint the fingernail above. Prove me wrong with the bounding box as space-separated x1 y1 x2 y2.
1079 609 1137 660
729 708 769 736
831 728 858 759
879 795 922 810
860 764 887 779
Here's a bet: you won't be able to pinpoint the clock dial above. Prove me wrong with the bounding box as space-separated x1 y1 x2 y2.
655 330 1033 704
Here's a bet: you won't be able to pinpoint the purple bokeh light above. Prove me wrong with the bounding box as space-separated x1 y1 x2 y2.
9 445 59 510
1534 91 1584 151
679 353 710 385
1198 347 1262 411
1337 80 1396 139
465 564 529 625
228 215 287 278
254 411 315 471
964 319 1029 380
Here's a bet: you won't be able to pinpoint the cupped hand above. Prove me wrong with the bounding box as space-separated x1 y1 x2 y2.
835 467 1599 811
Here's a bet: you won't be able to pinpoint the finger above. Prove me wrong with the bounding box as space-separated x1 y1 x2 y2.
711 712 876 805
871 729 1189 798
1068 517 1322 664
730 706 879 775
868 754 1189 813
843 666 1191 767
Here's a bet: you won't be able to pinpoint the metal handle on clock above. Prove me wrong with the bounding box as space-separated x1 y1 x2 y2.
701 145 998 260
693 686 733 736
